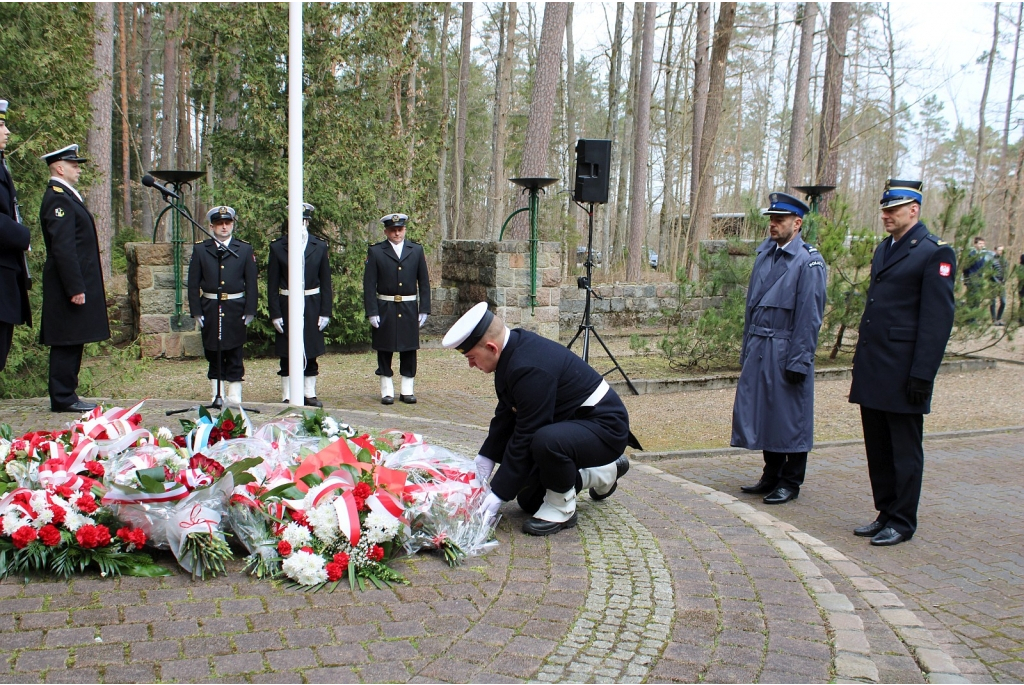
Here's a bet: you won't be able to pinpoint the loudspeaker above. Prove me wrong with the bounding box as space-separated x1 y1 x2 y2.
574 139 612 204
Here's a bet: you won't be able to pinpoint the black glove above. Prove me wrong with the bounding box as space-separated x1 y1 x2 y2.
784 369 807 384
906 377 933 405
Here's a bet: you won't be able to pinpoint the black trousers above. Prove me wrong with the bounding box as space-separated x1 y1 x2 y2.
761 451 808 491
515 420 622 515
860 406 924 538
204 346 244 382
278 357 319 377
48 344 84 408
0 321 12 372
376 350 416 378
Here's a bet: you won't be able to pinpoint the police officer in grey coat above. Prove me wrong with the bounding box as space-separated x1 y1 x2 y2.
848 180 956 546
732 192 827 504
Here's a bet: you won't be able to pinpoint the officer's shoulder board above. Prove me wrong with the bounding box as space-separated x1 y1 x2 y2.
50 185 64 194
925 233 949 247
803 244 819 254
803 244 825 268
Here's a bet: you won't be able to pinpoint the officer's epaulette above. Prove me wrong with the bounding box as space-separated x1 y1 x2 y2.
50 185 64 193
926 234 948 246
406 238 420 245
232 237 251 245
803 244 819 254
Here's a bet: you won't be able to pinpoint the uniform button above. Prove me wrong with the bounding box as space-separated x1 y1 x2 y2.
398 282 402 286
221 281 225 285
866 320 870 324
869 298 874 303
220 265 224 269
398 266 402 270
398 314 402 318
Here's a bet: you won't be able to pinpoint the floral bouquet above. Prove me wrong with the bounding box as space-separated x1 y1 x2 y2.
177 406 251 454
384 444 500 567
72 401 154 457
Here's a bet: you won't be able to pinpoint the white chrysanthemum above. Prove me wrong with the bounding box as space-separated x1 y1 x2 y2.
156 426 174 441
31 507 53 528
2 511 27 535
0 443 9 460
280 522 312 548
307 504 339 543
363 510 400 544
282 550 328 585
322 417 340 438
62 510 93 532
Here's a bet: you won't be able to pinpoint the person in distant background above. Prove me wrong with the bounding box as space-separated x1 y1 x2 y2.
0 99 31 373
990 245 1006 325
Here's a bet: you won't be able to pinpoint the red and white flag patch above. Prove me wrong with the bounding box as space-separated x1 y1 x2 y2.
938 262 952 277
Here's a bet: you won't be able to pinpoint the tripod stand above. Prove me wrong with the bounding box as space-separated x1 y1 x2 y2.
566 202 638 395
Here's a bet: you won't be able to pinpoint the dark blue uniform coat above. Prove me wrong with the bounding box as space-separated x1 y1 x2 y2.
362 240 430 352
38 182 110 346
848 222 956 414
0 156 30 328
187 238 258 351
267 234 332 358
731 234 827 452
480 329 632 502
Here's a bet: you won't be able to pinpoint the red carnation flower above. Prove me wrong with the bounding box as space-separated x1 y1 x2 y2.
352 482 372 499
84 461 105 477
353 497 367 512
172 435 187 448
325 562 343 582
163 466 175 481
332 552 349 572
189 454 225 478
300 546 314 554
75 525 100 549
39 524 62 547
74 495 99 514
291 510 310 528
11 526 37 549
128 413 143 427
367 545 384 562
116 527 146 549
50 505 66 525
55 485 74 499
277 540 292 557
220 419 236 432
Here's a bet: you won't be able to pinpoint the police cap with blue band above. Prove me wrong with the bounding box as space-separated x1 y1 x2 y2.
443 302 495 354
880 179 923 209
207 205 237 223
763 192 809 217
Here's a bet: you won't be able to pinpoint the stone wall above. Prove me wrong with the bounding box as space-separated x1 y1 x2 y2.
105 274 133 345
125 242 202 358
558 283 724 334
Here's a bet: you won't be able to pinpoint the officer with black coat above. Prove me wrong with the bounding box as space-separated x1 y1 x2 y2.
38 144 109 412
187 205 258 407
0 100 31 372
443 303 641 537
363 213 430 404
268 203 332 407
848 180 956 546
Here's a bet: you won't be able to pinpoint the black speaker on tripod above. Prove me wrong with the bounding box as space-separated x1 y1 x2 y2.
573 139 611 204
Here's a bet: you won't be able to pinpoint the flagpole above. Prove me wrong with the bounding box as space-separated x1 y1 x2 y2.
287 1 305 406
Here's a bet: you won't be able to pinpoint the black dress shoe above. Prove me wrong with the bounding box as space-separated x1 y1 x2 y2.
399 394 417 404
51 400 98 413
522 512 578 536
854 520 886 537
870 527 907 546
381 396 394 405
304 396 323 408
740 479 778 495
590 454 631 501
763 487 798 504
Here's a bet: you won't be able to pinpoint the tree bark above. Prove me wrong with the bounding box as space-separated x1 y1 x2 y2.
139 3 154 238
117 4 132 234
626 3 655 281
437 3 451 241
1001 4 1022 243
486 3 517 240
814 1 851 217
601 3 625 274
453 3 472 239
658 2 678 274
971 2 1000 208
158 3 178 241
688 3 711 213
687 2 736 281
511 2 568 240
176 16 192 171
405 16 421 191
785 2 816 190
87 2 115 279
613 6 643 266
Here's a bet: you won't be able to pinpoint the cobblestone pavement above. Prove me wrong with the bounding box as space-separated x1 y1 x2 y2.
0 396 1011 683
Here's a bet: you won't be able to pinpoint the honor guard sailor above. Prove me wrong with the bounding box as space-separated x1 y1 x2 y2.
187 205 258 407
732 192 827 504
444 303 641 536
268 203 333 406
363 213 430 404
39 144 109 412
848 180 956 546
0 100 32 373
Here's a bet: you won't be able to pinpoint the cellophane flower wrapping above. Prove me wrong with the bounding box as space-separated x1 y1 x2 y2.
383 444 500 563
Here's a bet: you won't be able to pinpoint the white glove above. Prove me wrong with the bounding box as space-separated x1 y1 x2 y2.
369 315 380 328
243 315 254 326
272 318 284 334
479 491 504 521
474 454 495 484
194 316 204 329
418 313 428 328
318 316 329 331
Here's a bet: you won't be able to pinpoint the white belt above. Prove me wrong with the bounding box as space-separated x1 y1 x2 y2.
279 287 320 296
581 379 610 408
377 294 417 303
201 292 244 301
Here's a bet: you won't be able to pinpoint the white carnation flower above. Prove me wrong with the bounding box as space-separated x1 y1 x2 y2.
307 504 339 543
282 550 328 585
363 510 400 544
280 522 312 548
156 427 174 441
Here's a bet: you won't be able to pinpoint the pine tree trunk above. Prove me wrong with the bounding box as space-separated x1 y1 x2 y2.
511 2 569 240
139 3 154 239
601 3 624 274
1001 4 1022 244
613 6 642 266
564 2 576 270
118 4 132 234
626 3 655 281
689 3 711 212
814 1 851 217
158 4 178 241
87 2 115 279
453 3 472 239
176 16 192 172
972 3 1001 208
785 2 816 190
405 16 421 193
437 3 451 241
486 3 517 240
658 3 678 275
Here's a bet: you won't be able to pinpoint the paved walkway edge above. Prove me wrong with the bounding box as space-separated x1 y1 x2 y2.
636 425 1024 462
635 464 971 684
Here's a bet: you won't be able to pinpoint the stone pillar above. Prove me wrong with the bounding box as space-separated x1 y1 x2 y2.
125 242 203 358
440 239 561 340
